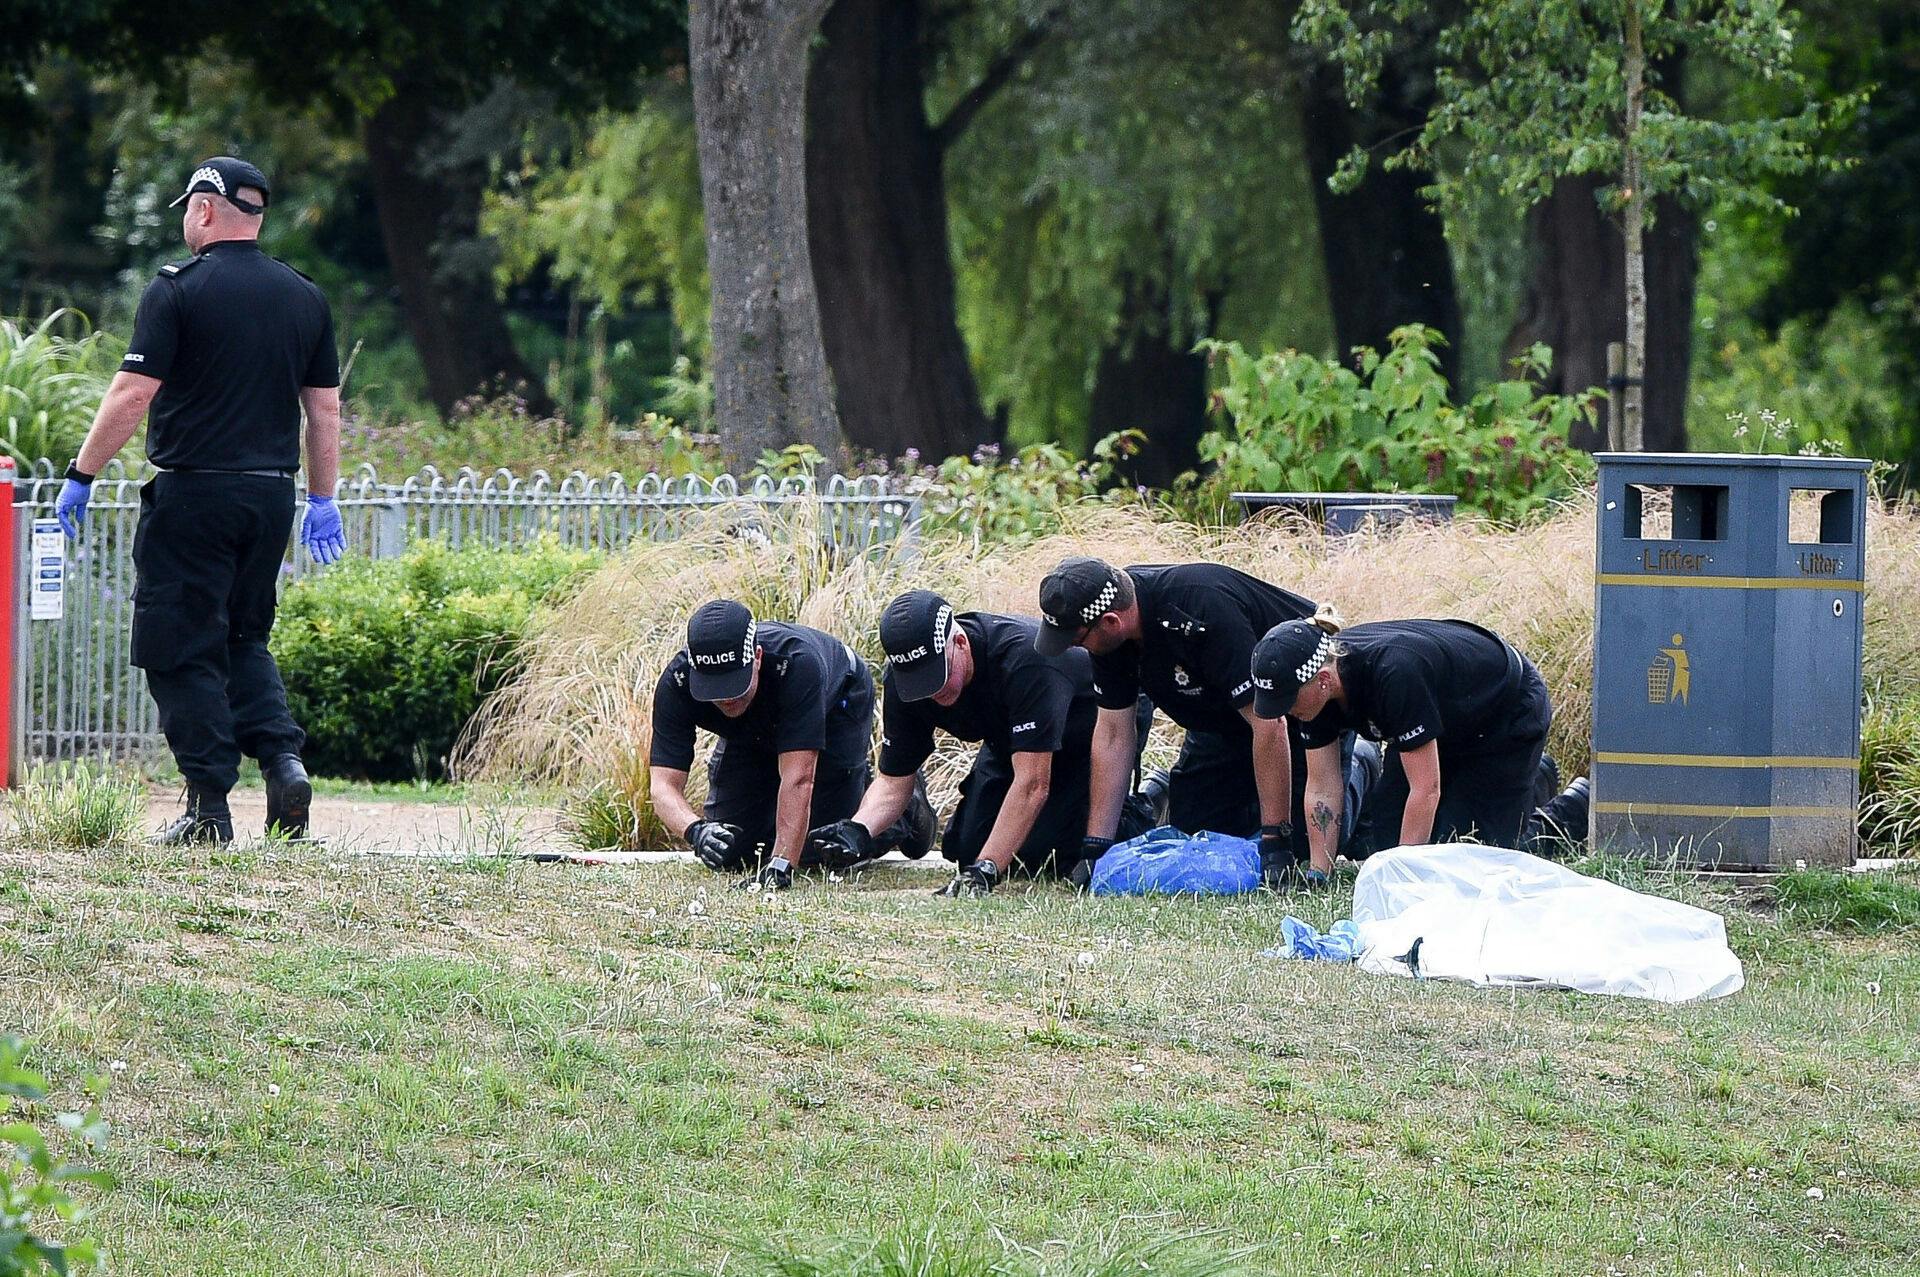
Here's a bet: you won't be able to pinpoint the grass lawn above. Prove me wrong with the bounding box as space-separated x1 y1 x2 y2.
2 846 1915 1275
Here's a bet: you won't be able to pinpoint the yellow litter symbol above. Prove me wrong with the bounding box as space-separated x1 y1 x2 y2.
1648 634 1691 706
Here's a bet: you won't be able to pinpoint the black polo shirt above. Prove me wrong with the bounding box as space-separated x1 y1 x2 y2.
650 621 864 768
1091 564 1316 736
1296 620 1516 752
878 613 1096 776
121 239 339 472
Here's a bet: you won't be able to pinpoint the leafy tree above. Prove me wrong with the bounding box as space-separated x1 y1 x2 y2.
1297 0 1853 450
486 76 709 361
18 0 684 418
944 0 1336 470
1756 0 1920 470
802 0 1056 462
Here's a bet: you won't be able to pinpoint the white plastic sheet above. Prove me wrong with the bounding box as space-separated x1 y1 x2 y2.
1351 844 1745 1003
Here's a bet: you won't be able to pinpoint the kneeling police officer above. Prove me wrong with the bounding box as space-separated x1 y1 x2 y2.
649 600 930 890
1251 612 1553 874
811 591 1154 898
1035 557 1375 889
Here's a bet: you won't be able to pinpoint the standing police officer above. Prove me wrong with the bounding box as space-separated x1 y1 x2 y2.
649 600 934 891
56 157 344 845
811 590 1159 898
1035 557 1376 889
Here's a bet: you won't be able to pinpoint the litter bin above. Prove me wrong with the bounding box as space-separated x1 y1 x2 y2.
1590 453 1868 869
1232 491 1457 536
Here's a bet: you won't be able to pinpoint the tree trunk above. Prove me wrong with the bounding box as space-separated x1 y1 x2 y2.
1502 177 1697 453
806 0 994 462
363 80 553 419
1621 0 1647 450
1299 61 1463 385
690 0 843 467
1087 265 1222 488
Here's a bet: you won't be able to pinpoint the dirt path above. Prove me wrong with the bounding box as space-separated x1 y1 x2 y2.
139 787 578 857
136 787 945 868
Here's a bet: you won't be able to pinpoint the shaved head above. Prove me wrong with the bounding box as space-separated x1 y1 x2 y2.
182 186 265 253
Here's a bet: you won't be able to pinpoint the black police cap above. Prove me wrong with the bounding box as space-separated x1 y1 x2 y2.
1034 556 1123 657
1251 619 1336 719
879 590 957 703
168 156 271 215
685 599 757 702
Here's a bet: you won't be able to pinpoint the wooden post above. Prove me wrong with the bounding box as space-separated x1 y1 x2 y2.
1606 342 1625 451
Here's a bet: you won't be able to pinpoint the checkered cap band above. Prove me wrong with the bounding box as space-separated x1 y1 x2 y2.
1295 633 1333 685
1080 577 1119 623
931 605 953 653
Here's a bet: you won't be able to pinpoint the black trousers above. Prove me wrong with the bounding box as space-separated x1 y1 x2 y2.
131 472 303 794
1165 723 1361 861
701 660 875 867
1356 664 1553 854
942 697 1155 877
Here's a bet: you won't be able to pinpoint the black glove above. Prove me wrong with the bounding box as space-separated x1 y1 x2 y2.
685 819 743 870
934 859 1000 898
734 859 794 892
1259 822 1298 891
807 818 875 869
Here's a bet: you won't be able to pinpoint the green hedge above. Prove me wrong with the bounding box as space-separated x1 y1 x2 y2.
272 540 600 781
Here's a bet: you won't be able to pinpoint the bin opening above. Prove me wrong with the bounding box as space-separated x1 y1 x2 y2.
1788 488 1854 546
1624 484 1728 542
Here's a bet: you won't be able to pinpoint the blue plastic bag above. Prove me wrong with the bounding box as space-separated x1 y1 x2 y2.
1090 825 1261 896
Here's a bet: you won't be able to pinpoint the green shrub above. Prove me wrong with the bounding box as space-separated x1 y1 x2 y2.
1775 867 1920 932
0 311 122 467
1192 326 1598 523
563 745 672 853
905 431 1149 544
1860 695 1920 855
6 762 145 850
1 1036 112 1276
272 539 600 781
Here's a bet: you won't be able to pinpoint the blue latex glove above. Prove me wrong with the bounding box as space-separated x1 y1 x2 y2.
1272 916 1363 963
54 477 91 538
302 494 345 565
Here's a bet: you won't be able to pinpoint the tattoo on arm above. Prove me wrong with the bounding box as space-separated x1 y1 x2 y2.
1311 800 1335 836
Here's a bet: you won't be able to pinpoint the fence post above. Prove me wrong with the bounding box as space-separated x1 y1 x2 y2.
0 459 15 788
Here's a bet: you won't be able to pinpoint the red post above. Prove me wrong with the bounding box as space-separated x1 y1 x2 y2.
0 457 15 789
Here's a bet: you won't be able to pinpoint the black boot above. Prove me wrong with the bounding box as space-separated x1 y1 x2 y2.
263 753 313 840
1531 754 1562 820
1525 776 1591 856
150 785 234 846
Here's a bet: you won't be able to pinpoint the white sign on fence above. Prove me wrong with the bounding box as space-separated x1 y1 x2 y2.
30 518 64 621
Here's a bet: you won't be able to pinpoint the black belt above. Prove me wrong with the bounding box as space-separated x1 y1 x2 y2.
161 466 297 479
1455 620 1528 697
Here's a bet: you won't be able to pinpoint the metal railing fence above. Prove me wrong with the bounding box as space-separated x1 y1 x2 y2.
11 461 920 763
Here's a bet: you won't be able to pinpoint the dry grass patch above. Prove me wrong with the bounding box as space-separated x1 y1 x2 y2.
461 494 1920 849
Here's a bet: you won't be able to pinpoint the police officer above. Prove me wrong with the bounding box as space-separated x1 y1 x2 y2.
55 157 343 845
811 590 1159 898
1034 557 1376 889
1250 612 1553 874
649 600 933 891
